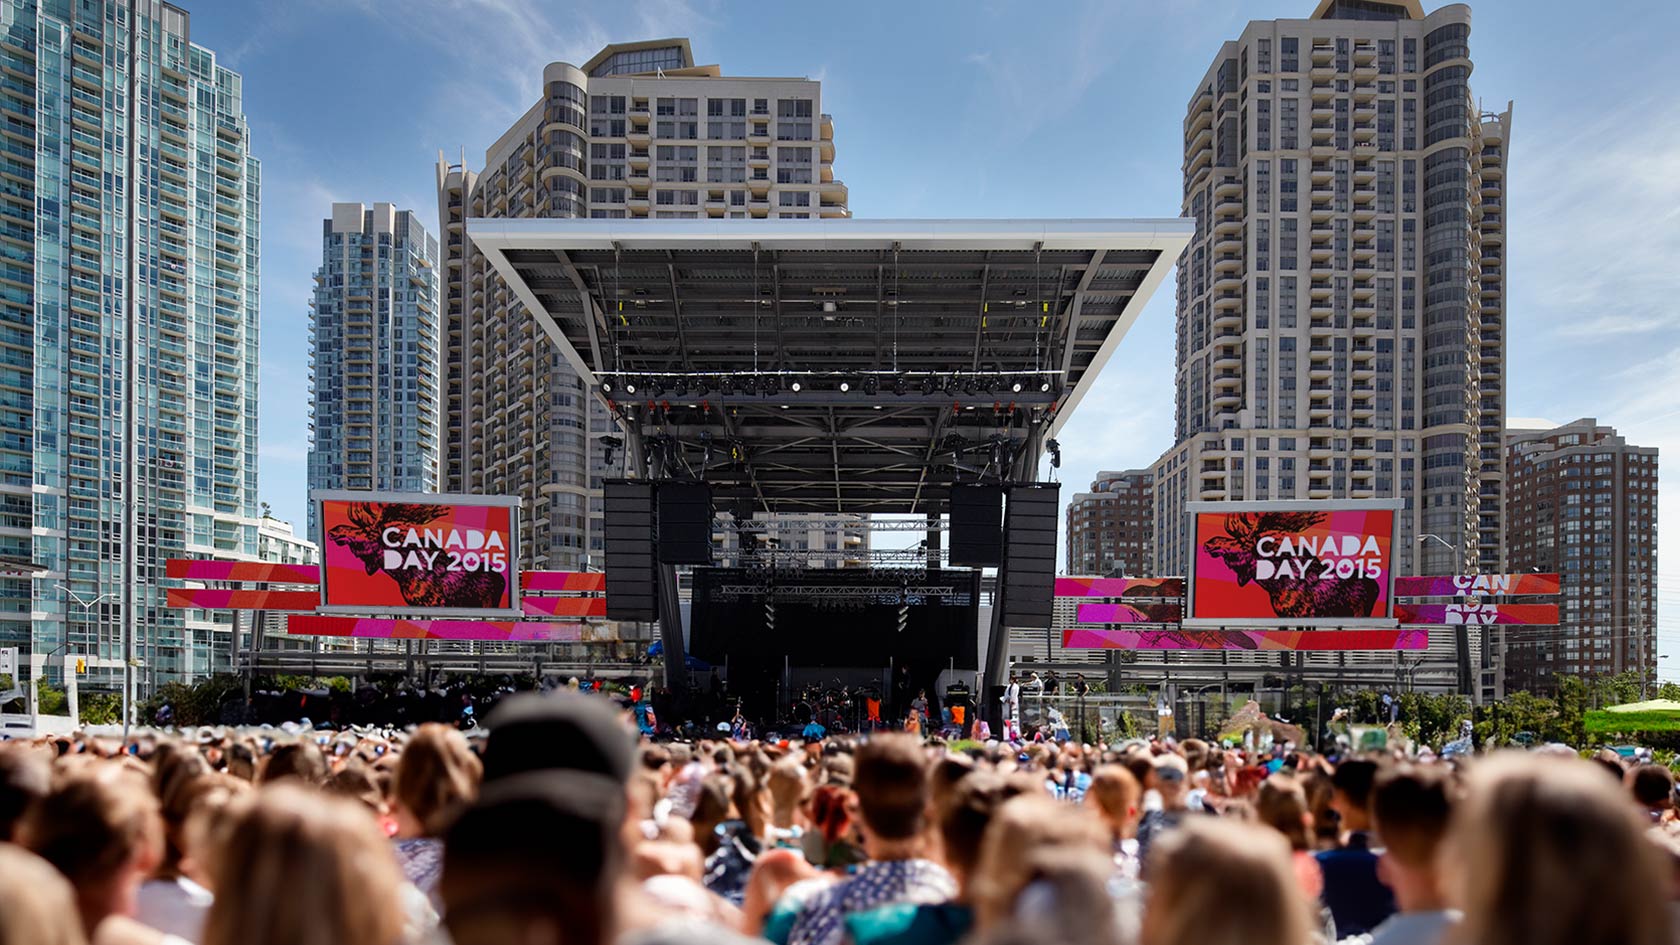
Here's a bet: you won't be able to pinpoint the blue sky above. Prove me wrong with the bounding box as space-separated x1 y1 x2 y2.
187 0 1680 673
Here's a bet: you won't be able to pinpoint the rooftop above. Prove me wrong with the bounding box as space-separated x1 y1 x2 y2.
469 218 1190 515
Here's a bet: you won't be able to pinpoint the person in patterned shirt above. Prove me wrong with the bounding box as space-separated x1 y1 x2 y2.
784 734 956 945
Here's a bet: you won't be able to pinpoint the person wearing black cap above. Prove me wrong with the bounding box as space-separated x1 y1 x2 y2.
465 690 754 945
440 771 627 945
480 691 636 784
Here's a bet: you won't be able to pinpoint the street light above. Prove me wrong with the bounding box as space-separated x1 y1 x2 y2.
1413 535 1473 699
55 583 116 733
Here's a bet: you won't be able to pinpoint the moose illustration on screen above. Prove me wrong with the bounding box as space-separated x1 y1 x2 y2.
1201 511 1382 618
327 502 508 608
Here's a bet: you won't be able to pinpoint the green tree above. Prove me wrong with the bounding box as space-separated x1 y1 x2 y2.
79 691 121 725
1397 692 1470 747
1555 676 1591 746
1475 690 1558 747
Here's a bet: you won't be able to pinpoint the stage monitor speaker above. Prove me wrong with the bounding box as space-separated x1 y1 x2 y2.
657 481 714 565
948 485 1004 566
603 480 657 621
999 482 1060 628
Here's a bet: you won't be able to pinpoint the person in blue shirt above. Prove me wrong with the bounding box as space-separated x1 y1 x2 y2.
1315 759 1396 937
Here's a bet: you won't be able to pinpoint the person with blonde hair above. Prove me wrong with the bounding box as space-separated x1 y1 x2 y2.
969 794 1108 933
1444 753 1673 945
1140 817 1315 945
201 784 405 945
390 722 482 896
0 843 89 945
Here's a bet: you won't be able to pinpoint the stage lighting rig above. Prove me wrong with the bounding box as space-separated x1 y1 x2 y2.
1010 378 1024 393
894 375 910 396
624 379 638 395
600 434 623 467
921 375 939 396
863 375 880 395
838 379 851 393
1047 437 1062 469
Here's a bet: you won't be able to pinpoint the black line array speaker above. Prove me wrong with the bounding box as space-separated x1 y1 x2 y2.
999 482 1060 628
948 485 1004 566
603 480 657 621
657 481 714 565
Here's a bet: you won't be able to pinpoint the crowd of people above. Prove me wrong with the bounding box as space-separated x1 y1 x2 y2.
2 691 1678 945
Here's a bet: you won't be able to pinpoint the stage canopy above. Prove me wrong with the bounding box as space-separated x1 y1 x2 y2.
469 218 1191 515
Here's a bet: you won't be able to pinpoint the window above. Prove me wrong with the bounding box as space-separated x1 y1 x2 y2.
1281 37 1298 72
777 191 811 207
777 99 813 118
1257 39 1272 74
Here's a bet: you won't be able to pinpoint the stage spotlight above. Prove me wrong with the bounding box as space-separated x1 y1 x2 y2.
673 377 689 396
720 376 735 395
625 379 638 395
894 375 909 396
600 379 614 393
921 375 938 396
1047 437 1062 469
651 378 666 397
1010 378 1024 394
790 379 802 392
694 377 711 396
961 376 977 395
1040 379 1052 392
863 375 879 395
839 379 851 393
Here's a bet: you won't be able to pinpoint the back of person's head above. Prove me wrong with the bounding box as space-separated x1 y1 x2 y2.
441 772 626 945
968 847 1129 945
930 753 976 809
20 763 163 934
155 767 227 879
972 794 1107 929
392 722 482 835
1330 758 1381 808
689 772 735 855
852 733 930 841
1449 753 1672 945
324 760 384 813
822 752 855 787
1088 764 1142 834
225 740 258 782
482 691 634 784
1370 764 1452 868
1630 764 1674 811
0 844 88 945
203 783 405 945
939 771 1028 887
1141 818 1312 945
0 742 50 841
768 756 806 813
1254 774 1312 852
260 740 327 786
639 744 672 774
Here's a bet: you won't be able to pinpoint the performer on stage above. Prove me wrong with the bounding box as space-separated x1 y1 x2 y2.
1000 676 1022 741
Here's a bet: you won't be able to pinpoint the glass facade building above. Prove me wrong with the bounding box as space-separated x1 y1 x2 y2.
306 202 441 537
0 0 259 692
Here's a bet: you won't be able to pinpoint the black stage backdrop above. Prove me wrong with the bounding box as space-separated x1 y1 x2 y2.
690 568 980 723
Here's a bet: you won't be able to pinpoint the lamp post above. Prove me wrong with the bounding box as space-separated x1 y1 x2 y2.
1415 534 1473 698
54 584 115 730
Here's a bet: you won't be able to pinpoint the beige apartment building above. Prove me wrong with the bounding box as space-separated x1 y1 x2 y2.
436 40 849 573
1148 0 1511 692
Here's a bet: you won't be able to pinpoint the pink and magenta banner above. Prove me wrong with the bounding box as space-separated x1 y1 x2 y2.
1396 603 1559 626
166 559 320 584
522 571 606 592
1075 602 1183 624
1393 573 1561 597
286 614 590 642
1054 576 1184 598
1191 506 1396 625
1062 627 1429 651
165 588 320 611
519 596 608 617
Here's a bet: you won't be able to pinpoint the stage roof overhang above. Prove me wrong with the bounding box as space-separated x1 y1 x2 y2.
470 218 1192 516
